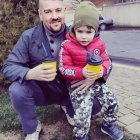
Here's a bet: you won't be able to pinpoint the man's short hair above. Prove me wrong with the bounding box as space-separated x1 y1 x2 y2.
38 0 64 8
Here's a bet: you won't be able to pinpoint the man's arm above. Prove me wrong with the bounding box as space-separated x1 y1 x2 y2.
2 31 57 83
1 32 30 83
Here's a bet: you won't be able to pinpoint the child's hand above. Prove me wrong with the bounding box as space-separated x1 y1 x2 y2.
82 65 88 78
98 66 104 78
82 66 98 80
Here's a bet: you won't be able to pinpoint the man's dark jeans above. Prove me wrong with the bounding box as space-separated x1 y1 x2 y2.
9 81 101 134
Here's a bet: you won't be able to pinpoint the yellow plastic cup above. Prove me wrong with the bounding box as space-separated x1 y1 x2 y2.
42 61 56 70
87 55 102 80
87 64 102 80
87 64 102 74
42 61 56 80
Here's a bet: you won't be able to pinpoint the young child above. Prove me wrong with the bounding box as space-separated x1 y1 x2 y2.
59 1 123 140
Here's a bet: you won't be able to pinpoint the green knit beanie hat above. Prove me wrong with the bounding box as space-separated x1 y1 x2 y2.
74 1 99 32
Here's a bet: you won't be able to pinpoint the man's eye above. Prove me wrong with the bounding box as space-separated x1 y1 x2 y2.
44 10 51 14
56 9 62 13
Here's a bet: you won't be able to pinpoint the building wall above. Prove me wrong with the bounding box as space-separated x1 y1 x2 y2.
65 0 113 10
102 2 140 27
92 0 113 7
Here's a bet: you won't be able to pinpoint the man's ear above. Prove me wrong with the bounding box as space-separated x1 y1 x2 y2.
38 9 42 21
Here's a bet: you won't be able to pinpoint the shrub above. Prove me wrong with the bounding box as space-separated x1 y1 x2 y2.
0 0 39 83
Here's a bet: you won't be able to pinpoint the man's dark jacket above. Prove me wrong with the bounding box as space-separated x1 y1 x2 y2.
2 22 69 83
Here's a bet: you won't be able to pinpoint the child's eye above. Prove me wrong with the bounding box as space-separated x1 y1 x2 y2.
87 31 92 34
77 30 83 33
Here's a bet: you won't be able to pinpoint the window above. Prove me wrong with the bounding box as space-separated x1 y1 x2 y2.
114 0 140 4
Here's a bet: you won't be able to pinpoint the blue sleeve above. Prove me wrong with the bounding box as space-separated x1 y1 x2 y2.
1 31 31 83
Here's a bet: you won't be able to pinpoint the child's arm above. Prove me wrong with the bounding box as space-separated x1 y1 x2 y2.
82 65 99 80
59 46 84 81
82 42 111 81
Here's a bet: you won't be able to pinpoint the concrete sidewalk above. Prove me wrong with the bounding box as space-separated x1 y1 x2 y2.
107 63 140 137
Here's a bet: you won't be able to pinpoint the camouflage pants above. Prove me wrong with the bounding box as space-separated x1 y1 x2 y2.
69 82 119 138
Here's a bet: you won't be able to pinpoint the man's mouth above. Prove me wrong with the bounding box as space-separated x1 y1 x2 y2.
51 19 61 24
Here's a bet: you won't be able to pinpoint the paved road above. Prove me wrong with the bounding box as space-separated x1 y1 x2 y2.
107 62 140 136
101 29 140 66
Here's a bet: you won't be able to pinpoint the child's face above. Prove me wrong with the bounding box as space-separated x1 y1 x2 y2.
75 26 96 46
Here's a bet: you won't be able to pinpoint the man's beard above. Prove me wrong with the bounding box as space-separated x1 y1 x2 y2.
50 18 63 33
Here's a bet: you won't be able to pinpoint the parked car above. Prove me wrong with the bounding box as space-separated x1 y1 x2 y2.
66 15 113 31
99 15 113 31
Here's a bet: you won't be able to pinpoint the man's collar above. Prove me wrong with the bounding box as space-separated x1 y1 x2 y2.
31 21 68 47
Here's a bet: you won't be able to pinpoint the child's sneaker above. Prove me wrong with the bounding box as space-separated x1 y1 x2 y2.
101 123 123 140
25 120 41 140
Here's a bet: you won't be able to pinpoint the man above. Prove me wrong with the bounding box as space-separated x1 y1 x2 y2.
2 0 123 140
2 0 90 139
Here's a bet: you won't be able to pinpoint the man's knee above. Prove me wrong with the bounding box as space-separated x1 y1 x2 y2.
9 82 33 104
9 82 24 103
9 81 47 107
9 82 20 95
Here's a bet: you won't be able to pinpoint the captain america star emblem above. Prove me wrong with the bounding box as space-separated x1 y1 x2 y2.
94 49 100 55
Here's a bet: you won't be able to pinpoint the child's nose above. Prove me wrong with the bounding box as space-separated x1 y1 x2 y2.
81 33 87 39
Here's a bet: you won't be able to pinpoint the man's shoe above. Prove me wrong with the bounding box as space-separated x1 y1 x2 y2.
61 105 74 126
101 123 123 140
25 120 42 140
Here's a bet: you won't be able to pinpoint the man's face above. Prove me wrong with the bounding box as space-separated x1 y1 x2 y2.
75 26 95 46
38 0 66 32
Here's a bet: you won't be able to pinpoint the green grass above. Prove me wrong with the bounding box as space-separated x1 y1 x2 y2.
0 92 60 132
0 92 21 132
0 92 139 140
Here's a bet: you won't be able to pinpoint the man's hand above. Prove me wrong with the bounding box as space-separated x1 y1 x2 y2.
71 66 104 94
71 79 95 94
26 64 57 81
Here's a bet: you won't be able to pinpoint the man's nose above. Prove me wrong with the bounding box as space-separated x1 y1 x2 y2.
52 11 58 19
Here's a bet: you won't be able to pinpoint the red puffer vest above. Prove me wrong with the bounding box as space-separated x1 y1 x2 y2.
59 33 111 81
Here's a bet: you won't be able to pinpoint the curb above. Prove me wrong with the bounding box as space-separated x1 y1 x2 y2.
110 56 140 67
